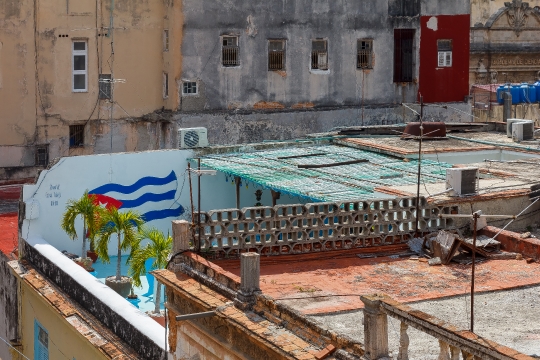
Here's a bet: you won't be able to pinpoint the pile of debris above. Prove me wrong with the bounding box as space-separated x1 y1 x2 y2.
408 230 527 266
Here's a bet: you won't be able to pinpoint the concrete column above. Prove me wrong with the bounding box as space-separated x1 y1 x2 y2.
503 92 512 122
172 220 190 254
235 252 260 309
240 252 260 293
360 295 389 360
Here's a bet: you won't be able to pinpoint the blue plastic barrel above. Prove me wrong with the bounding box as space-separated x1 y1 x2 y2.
528 84 537 103
511 85 521 104
521 83 530 103
536 81 540 102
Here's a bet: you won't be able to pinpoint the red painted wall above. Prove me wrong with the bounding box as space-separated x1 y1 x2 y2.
418 14 470 103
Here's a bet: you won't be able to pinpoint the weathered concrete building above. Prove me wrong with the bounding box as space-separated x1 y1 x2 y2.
177 0 472 142
1 0 473 182
470 0 540 85
0 0 181 181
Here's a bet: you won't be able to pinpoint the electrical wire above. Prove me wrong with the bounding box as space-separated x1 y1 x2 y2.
0 335 30 360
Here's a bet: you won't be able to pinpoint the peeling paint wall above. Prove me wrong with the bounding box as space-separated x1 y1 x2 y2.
179 0 469 114
0 0 182 178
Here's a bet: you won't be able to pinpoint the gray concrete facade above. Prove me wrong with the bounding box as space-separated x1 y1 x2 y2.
178 0 471 145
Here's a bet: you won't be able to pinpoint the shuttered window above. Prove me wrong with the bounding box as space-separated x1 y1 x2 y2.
393 29 414 82
34 320 49 360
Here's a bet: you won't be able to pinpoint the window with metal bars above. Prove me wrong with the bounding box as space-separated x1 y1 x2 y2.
311 40 328 70
222 36 239 67
357 40 373 69
69 125 84 148
98 74 111 99
437 39 452 67
35 145 49 167
268 40 286 71
393 29 414 82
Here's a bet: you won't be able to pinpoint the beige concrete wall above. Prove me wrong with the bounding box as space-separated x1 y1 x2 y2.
173 321 248 360
19 280 109 360
474 103 540 124
0 0 183 171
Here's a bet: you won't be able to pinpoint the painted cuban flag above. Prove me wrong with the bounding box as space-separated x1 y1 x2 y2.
89 170 184 222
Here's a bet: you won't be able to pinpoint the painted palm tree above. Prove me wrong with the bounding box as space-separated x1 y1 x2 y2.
96 206 144 281
129 227 172 314
61 191 103 258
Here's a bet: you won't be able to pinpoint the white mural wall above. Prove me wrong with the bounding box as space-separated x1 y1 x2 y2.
22 149 194 256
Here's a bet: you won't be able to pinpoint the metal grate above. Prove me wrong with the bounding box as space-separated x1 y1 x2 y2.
268 40 285 70
98 74 111 99
69 125 84 148
35 145 49 167
222 36 239 67
184 131 200 147
311 40 328 70
357 40 373 69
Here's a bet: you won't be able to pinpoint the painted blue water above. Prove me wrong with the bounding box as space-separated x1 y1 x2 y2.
89 255 164 313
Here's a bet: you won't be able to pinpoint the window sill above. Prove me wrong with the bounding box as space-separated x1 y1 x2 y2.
309 69 330 75
72 90 88 93
182 93 199 97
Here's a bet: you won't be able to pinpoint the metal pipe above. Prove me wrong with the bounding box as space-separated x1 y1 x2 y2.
471 212 479 333
175 311 216 321
448 135 540 153
438 214 516 219
187 162 195 244
235 176 241 209
415 96 424 236
198 158 201 253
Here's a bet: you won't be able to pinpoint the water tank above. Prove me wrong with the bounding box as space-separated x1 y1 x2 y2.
520 83 530 103
511 85 521 104
496 85 509 105
536 81 540 101
528 84 537 103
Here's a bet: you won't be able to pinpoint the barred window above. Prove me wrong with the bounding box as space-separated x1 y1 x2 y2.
311 40 328 70
183 81 197 95
222 36 239 67
35 145 49 167
98 74 111 99
357 39 373 69
437 39 452 67
69 125 84 148
268 40 286 71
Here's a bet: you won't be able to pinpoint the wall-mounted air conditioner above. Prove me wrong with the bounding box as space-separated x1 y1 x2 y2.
446 168 478 196
507 119 533 138
178 127 208 148
512 121 534 142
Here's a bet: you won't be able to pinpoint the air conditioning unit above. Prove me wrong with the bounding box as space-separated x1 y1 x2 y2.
178 127 208 148
506 119 532 138
446 168 478 196
512 121 534 142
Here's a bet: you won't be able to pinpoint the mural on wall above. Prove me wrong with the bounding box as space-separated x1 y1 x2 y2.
88 171 185 222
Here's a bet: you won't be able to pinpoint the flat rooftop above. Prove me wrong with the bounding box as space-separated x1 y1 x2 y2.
212 248 540 315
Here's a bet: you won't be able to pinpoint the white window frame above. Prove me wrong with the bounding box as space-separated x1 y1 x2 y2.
163 73 169 99
163 29 169 52
437 51 452 67
182 81 198 96
72 40 88 92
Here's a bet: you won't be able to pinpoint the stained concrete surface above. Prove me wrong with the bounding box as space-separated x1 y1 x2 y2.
310 285 540 358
